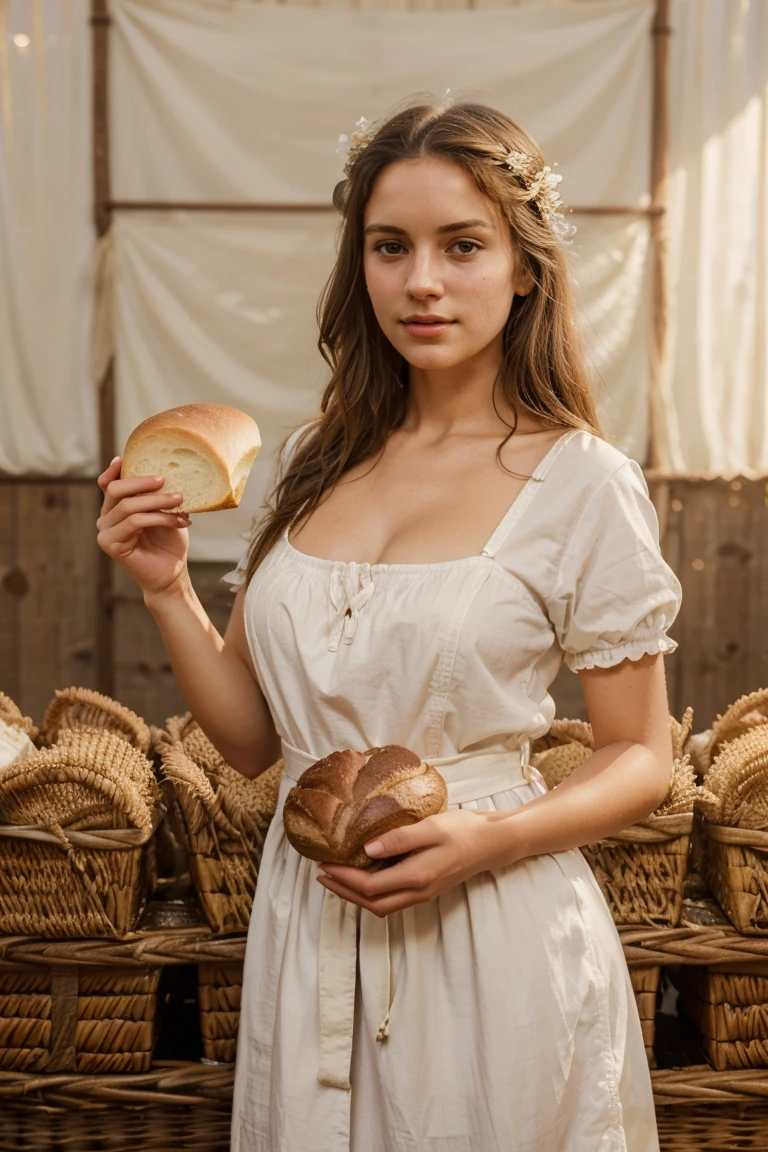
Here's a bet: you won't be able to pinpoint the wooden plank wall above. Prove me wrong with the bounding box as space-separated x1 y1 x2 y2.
0 483 102 720
1 476 767 734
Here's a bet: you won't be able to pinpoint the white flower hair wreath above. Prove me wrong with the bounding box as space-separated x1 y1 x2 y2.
335 116 575 243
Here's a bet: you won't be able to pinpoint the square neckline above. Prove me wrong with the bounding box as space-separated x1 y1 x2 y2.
281 428 581 572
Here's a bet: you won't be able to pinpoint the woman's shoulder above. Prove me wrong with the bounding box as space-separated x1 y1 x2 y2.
556 427 644 478
549 428 648 502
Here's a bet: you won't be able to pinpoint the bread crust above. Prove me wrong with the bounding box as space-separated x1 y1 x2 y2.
283 745 448 869
121 403 261 512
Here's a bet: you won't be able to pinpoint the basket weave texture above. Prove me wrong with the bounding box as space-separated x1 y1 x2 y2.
696 713 768 935
198 961 243 1064
153 714 282 934
680 968 768 1070
0 962 160 1074
655 1102 768 1150
38 686 152 753
0 688 161 938
531 710 699 927
630 966 661 1068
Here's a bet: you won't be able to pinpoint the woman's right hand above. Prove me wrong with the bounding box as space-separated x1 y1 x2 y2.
96 456 193 599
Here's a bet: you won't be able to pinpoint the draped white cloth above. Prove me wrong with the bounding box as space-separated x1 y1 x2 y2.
0 0 97 475
2 0 766 539
664 0 768 474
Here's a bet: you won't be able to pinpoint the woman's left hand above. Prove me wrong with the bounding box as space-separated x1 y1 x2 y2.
316 809 517 917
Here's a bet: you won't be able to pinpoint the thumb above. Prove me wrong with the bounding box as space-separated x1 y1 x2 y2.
365 819 433 859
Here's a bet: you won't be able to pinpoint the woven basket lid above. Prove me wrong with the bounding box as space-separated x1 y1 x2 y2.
710 688 768 759
154 713 281 819
698 724 768 831
0 727 160 838
40 687 151 755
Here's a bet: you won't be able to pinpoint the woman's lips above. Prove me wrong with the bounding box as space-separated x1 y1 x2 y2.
402 320 456 337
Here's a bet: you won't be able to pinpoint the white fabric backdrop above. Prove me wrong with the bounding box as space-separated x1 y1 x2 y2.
664 0 768 473
111 0 653 206
109 0 655 559
1 0 766 532
0 0 97 475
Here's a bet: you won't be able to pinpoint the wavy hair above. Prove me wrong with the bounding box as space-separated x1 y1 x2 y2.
240 98 603 586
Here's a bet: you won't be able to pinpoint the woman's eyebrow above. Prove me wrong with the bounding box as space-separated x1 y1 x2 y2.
363 218 493 237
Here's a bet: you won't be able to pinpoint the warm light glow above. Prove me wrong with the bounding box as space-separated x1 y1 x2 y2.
13 33 30 48
692 558 706 571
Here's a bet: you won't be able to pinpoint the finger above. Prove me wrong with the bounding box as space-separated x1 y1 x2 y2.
317 874 426 918
98 511 191 548
364 819 439 860
97 456 122 492
97 491 186 531
322 855 433 898
99 473 167 517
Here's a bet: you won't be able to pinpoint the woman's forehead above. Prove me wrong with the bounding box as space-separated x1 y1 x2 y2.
364 158 502 232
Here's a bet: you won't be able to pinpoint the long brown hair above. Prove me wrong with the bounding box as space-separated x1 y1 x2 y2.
241 98 603 586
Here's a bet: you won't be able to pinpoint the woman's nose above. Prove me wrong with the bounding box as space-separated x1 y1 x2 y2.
404 250 444 296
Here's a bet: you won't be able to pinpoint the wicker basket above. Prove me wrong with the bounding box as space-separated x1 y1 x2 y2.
39 686 152 753
630 965 661 1068
0 725 162 937
198 961 244 1065
153 715 282 934
0 961 160 1074
656 1103 768 1150
679 963 768 1071
697 725 768 934
532 710 699 927
703 688 768 772
0 1062 232 1152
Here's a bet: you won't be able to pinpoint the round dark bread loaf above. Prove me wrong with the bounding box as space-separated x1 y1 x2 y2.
282 745 448 869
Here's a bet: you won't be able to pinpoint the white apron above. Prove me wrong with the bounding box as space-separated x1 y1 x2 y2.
225 428 678 1152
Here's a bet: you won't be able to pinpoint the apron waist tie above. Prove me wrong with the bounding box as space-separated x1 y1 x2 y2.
280 738 541 1089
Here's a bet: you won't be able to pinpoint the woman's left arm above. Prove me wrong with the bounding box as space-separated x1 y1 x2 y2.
494 649 673 862
316 651 673 916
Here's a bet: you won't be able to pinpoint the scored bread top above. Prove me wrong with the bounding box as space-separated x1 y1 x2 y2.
282 744 448 869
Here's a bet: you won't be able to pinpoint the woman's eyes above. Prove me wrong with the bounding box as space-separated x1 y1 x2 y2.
373 239 481 257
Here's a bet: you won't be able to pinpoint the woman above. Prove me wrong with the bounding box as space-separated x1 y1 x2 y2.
97 100 680 1151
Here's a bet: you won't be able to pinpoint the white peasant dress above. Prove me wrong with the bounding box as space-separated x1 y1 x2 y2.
223 427 682 1152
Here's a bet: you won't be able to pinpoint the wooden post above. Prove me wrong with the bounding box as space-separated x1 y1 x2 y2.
649 0 673 470
92 0 115 697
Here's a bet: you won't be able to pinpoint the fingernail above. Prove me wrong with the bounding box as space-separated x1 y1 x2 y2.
110 456 119 467
365 840 383 857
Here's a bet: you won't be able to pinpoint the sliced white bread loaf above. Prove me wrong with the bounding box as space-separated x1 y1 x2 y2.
121 403 261 513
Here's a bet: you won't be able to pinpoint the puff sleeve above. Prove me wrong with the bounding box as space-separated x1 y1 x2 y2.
547 459 682 672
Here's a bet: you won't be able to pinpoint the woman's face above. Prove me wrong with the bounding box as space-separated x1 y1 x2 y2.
363 156 533 371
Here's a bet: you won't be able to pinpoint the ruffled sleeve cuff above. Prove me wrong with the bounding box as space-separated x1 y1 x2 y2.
564 632 679 672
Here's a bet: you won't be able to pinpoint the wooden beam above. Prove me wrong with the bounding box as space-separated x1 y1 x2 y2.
92 0 114 698
106 200 663 217
649 0 673 469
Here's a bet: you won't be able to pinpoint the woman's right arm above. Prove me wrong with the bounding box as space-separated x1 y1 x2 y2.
96 456 281 778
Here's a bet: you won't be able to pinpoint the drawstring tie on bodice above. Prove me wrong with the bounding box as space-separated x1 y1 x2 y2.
328 562 375 651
